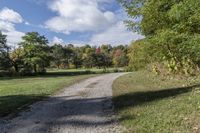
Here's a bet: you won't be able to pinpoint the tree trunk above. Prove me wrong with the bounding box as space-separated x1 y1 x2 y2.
33 64 37 73
14 64 19 73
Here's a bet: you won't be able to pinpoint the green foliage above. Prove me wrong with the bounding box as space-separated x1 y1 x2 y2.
128 39 150 70
50 44 76 69
149 30 200 74
49 43 129 71
82 45 96 68
9 48 25 73
50 44 66 68
1 31 129 76
0 31 11 71
69 46 82 69
120 0 200 75
20 32 50 73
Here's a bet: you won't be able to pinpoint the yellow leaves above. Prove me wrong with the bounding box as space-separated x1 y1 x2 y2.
9 48 25 60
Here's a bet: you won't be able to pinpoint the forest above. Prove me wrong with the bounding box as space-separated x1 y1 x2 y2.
0 32 128 76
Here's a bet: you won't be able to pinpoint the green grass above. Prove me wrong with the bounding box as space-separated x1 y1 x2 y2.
113 71 200 133
0 74 96 117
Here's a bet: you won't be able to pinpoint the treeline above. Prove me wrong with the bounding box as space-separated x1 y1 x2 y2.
120 0 200 75
0 32 128 75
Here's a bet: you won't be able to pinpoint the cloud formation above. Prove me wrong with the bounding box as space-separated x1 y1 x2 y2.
90 21 144 45
0 7 23 23
45 0 144 46
45 0 116 34
0 7 25 46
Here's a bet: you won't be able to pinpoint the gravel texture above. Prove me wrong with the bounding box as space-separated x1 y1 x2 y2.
0 73 126 133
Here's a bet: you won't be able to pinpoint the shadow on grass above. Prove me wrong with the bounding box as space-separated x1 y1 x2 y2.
0 84 197 119
0 95 115 132
0 95 48 118
1 84 196 131
113 84 199 110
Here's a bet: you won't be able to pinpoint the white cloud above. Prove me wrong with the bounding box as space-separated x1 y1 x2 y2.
52 36 64 44
46 0 144 46
89 21 144 46
0 7 23 23
45 0 116 34
0 7 25 47
0 21 15 31
3 30 25 46
56 22 144 46
25 21 30 25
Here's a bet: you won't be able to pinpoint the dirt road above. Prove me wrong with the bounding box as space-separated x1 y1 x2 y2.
0 73 126 133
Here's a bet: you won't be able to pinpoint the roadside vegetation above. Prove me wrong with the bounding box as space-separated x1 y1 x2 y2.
112 1 200 132
113 71 200 133
119 0 200 75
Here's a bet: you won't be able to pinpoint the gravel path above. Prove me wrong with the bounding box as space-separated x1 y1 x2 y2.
0 73 126 133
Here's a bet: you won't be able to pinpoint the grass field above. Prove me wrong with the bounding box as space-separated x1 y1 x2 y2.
0 73 96 117
113 71 200 133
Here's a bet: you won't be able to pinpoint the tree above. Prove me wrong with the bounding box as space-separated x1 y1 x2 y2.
20 32 50 73
93 53 107 69
119 0 200 74
113 49 128 67
0 31 11 70
100 45 112 68
50 44 66 69
128 39 150 70
9 47 25 73
64 45 74 68
70 47 82 69
82 46 96 68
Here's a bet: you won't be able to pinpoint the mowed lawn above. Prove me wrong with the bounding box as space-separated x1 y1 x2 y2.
113 71 200 133
0 74 96 117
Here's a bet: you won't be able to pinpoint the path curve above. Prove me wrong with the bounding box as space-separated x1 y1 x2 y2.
0 73 126 133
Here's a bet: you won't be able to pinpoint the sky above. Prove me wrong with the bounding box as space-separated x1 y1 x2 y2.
0 0 144 47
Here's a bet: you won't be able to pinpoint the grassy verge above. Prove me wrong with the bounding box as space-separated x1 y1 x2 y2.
113 71 200 133
0 74 96 117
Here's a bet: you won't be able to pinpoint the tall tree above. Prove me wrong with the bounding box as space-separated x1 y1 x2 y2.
0 31 11 70
70 47 82 69
20 32 50 73
82 46 96 68
50 44 66 69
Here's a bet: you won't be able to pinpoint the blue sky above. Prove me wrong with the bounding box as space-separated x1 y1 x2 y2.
0 0 143 46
